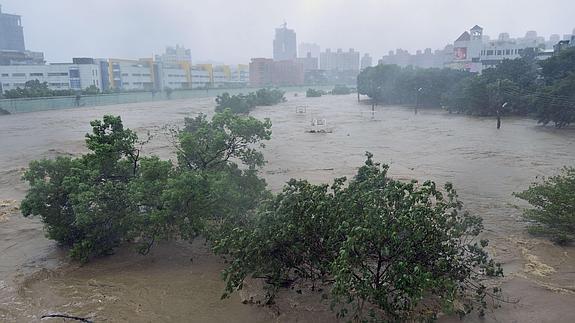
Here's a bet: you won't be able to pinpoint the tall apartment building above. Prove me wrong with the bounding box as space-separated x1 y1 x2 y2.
320 48 360 71
360 53 373 70
0 5 25 52
298 43 320 58
296 53 319 71
155 45 192 65
273 23 297 61
0 5 44 66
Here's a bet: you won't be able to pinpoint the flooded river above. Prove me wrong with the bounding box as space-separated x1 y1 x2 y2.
1 93 574 322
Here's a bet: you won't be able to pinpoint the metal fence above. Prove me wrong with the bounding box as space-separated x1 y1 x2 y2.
0 85 336 114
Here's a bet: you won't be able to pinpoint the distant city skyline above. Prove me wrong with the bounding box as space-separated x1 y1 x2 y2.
1 0 574 64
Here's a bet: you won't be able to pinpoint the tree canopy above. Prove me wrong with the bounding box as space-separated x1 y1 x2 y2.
21 112 272 262
216 153 502 321
358 48 575 127
515 167 575 245
21 113 503 320
215 88 285 114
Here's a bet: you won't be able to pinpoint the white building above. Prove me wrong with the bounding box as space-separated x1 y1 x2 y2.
191 66 211 88
108 59 155 91
298 42 320 58
212 68 228 88
448 26 566 72
320 48 360 71
155 45 191 65
0 62 101 94
230 65 249 84
158 64 190 90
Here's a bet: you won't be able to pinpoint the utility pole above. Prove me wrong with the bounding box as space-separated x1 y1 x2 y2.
497 80 501 129
357 75 360 102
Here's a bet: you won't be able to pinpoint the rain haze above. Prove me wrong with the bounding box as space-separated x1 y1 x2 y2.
1 1 575 323
2 0 575 63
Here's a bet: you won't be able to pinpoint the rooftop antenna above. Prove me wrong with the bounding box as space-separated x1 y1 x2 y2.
281 20 287 29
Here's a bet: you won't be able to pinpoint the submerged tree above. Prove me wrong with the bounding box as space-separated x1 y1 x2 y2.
21 116 142 261
21 112 272 262
515 167 575 245
215 89 285 114
217 153 502 321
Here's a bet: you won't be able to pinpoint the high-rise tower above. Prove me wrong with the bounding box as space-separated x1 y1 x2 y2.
0 5 26 51
273 23 297 61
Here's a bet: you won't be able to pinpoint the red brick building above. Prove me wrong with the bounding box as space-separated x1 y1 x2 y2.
249 58 304 87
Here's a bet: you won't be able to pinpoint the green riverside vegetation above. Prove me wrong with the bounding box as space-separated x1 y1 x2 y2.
306 88 325 97
515 167 575 245
21 110 504 320
2 80 102 99
331 84 352 95
358 47 575 128
215 88 285 114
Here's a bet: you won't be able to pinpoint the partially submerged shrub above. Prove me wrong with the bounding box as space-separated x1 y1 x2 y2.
21 112 271 262
306 88 325 97
215 88 285 113
331 85 352 95
515 167 575 244
216 153 503 321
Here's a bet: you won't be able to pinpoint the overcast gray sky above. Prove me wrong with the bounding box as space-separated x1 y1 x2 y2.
3 0 574 64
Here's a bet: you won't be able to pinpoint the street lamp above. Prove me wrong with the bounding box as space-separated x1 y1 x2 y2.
498 102 508 129
415 87 423 114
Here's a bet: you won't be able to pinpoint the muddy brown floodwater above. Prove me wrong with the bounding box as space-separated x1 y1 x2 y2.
1 93 574 322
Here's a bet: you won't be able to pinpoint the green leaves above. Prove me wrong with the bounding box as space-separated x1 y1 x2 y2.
331 85 351 95
515 167 575 244
178 110 271 171
3 79 76 98
21 113 272 262
358 64 472 108
359 52 575 127
218 152 502 321
306 88 325 97
214 88 285 114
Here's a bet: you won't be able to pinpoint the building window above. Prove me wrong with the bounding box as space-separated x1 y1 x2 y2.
70 79 81 89
69 69 80 78
48 72 68 76
1 73 9 77
12 73 26 77
30 73 44 77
